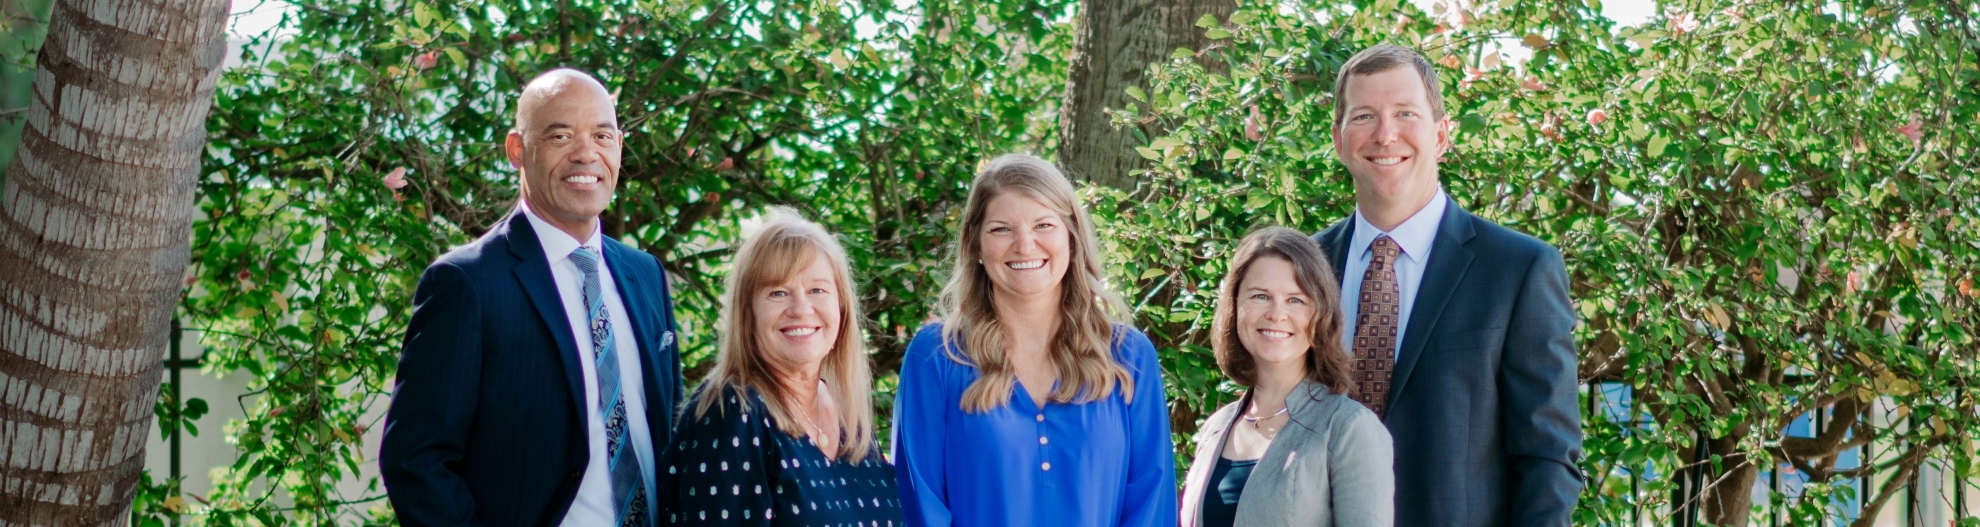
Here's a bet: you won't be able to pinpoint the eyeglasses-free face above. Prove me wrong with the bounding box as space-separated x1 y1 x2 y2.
1236 256 1318 370
752 255 843 376
977 192 1073 304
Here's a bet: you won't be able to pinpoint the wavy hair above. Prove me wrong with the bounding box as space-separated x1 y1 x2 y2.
1210 227 1353 393
938 154 1134 413
691 208 875 462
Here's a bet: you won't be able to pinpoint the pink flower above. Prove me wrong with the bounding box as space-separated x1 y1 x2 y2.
1586 108 1609 126
237 269 252 282
1669 12 1699 36
413 51 439 71
1895 119 1923 145
1846 271 1861 294
1519 75 1546 92
383 167 409 190
1244 105 1263 141
1460 66 1486 90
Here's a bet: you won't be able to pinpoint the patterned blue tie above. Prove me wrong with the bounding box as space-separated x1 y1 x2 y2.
568 247 649 527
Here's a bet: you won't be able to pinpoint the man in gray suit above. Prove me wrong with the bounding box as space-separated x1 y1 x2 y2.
1312 44 1583 526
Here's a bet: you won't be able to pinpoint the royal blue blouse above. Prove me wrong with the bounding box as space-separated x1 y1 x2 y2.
892 323 1177 527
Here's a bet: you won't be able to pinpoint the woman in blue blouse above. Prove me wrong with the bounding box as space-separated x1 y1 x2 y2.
660 209 903 526
893 154 1176 527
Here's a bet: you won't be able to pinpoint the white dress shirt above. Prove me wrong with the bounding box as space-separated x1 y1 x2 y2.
1338 190 1449 361
520 204 659 526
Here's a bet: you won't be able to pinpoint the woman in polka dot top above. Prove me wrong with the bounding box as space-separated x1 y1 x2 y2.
659 210 904 526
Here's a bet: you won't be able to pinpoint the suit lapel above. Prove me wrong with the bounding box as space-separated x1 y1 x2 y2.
1385 203 1477 412
506 215 590 419
602 240 669 395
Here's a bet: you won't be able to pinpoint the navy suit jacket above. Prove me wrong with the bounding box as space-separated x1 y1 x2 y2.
381 213 684 527
1314 201 1582 527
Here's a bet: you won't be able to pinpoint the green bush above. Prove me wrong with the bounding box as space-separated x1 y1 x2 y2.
160 0 1976 524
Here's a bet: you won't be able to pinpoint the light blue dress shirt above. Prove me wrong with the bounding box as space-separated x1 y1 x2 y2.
893 323 1178 527
1338 190 1449 362
520 204 659 527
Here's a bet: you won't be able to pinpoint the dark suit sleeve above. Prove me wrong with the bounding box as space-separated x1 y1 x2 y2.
1500 246 1584 526
380 262 487 527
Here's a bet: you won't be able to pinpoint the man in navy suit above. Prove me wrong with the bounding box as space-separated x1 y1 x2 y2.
1312 45 1582 526
381 69 682 527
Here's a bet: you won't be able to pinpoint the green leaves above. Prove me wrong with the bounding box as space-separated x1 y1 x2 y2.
1119 0 1979 524
165 0 1980 524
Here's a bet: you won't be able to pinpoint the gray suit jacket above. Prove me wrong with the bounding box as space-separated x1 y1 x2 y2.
1179 381 1394 527
1314 201 1583 527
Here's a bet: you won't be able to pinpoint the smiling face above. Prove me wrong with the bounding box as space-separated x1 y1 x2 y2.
752 253 843 377
976 191 1073 304
507 71 622 241
1235 257 1316 373
1332 66 1450 212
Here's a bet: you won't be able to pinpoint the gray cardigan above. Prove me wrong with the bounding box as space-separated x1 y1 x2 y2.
1179 380 1395 527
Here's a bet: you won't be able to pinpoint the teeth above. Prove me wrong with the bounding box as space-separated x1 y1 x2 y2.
1370 157 1403 165
1008 260 1045 270
782 327 818 337
1259 329 1292 339
564 175 599 184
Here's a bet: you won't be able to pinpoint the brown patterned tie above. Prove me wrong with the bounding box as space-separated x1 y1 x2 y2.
1351 236 1401 417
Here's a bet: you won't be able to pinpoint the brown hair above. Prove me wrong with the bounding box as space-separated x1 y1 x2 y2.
1331 44 1448 128
1210 227 1353 393
692 207 876 462
938 154 1134 413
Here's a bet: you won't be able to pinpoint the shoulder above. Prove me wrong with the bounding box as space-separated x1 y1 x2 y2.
425 219 524 278
684 383 767 427
603 236 665 273
1461 212 1561 264
904 322 958 366
1287 385 1379 433
1313 218 1353 250
1197 400 1242 437
1110 325 1159 367
428 234 504 274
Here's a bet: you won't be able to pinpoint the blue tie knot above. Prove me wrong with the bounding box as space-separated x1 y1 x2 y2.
570 246 600 275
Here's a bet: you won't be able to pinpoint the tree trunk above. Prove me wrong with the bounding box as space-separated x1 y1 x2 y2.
1057 0 1234 190
1701 450 1757 527
0 0 228 524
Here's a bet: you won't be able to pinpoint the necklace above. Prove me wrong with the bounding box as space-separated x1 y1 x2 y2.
1242 402 1288 428
788 390 835 452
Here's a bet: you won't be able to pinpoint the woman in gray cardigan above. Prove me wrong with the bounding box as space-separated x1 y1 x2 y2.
1180 227 1394 527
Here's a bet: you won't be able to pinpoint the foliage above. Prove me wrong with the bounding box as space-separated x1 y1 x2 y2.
1113 0 1979 525
181 0 1072 522
81 0 1979 524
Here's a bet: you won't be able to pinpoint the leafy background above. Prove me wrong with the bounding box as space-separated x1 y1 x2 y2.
4 0 1976 525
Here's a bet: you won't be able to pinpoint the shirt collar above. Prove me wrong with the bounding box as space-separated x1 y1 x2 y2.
1349 189 1448 262
519 200 601 264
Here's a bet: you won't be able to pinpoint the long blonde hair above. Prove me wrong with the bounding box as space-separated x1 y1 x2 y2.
692 208 875 462
938 154 1134 413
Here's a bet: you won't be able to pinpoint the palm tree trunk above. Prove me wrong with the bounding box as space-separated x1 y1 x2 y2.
0 0 228 523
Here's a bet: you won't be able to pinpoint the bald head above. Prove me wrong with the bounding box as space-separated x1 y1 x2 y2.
514 69 614 136
506 68 623 242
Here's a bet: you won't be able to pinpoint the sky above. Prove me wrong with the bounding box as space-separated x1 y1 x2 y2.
228 0 1665 39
